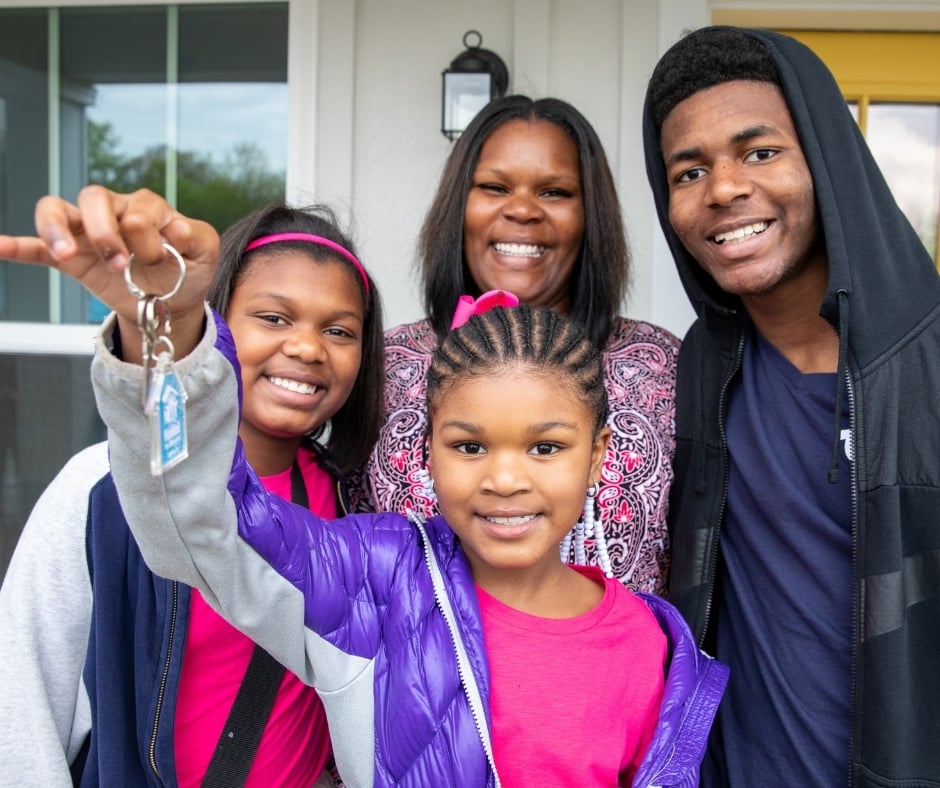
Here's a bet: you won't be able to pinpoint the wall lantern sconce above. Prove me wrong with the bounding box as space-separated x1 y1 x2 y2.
441 30 509 142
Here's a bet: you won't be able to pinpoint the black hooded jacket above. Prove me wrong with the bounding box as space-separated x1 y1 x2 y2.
643 28 940 787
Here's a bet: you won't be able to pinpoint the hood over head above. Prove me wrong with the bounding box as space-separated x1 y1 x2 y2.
642 26 940 370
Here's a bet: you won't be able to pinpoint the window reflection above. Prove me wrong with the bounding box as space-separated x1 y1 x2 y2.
0 3 288 324
0 353 105 579
866 103 940 263
0 9 50 322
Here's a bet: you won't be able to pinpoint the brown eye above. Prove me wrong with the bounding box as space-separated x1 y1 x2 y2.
531 442 561 456
677 166 706 184
745 148 778 163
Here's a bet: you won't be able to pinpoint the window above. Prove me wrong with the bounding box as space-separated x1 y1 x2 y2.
0 3 288 578
1 3 289 325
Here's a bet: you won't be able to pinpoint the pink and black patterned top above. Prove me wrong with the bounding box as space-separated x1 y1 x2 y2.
351 317 680 595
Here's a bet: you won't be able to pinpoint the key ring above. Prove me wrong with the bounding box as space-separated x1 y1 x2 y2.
152 334 176 360
124 242 186 301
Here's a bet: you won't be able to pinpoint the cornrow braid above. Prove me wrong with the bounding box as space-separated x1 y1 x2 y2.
427 305 609 434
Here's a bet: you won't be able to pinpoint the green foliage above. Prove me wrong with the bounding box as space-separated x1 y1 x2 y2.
86 119 285 234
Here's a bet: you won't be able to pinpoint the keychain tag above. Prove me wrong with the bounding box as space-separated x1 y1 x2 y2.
145 345 189 475
124 242 189 476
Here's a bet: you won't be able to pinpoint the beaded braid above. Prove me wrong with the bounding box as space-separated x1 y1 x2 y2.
426 304 613 576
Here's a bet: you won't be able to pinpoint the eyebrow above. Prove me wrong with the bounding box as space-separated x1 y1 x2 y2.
247 290 359 317
244 292 363 320
666 123 782 167
474 166 579 184
733 124 780 143
439 420 579 434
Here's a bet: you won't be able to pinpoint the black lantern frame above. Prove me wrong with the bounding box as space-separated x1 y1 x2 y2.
441 30 509 142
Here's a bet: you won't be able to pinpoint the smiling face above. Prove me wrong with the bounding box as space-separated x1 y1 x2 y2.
427 365 609 589
463 119 585 312
660 80 826 304
227 252 364 472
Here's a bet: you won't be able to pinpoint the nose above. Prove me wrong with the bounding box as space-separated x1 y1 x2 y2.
501 190 544 224
481 451 531 496
283 329 326 363
706 160 753 207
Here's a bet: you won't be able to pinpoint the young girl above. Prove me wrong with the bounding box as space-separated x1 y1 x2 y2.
3 189 725 787
0 199 383 787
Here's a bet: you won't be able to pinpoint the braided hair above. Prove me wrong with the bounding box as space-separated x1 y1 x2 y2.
427 304 609 436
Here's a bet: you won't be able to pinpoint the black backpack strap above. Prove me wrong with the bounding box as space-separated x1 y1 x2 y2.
200 460 309 787
201 646 285 788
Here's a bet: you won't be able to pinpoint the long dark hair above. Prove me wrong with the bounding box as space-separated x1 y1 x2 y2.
419 95 629 349
211 203 385 475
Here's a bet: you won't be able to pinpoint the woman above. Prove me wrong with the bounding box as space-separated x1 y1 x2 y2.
355 95 679 595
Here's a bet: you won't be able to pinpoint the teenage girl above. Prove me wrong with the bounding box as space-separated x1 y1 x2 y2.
0 197 383 787
1 188 725 787
171 203 384 787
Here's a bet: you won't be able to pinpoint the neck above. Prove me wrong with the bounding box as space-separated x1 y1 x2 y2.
742 259 838 373
474 561 603 618
239 430 305 477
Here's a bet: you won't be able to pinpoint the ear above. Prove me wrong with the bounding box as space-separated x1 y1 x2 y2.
589 426 612 483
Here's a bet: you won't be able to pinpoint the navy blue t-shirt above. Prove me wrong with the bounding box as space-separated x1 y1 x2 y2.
703 330 852 786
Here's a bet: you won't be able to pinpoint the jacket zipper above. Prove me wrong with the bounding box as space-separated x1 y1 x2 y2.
149 579 179 779
845 371 859 788
411 515 501 787
699 330 745 648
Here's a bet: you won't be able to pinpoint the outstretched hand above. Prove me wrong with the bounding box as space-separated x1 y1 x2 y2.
0 186 220 362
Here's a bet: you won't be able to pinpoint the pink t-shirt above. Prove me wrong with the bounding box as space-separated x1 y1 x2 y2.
477 566 667 787
174 446 336 788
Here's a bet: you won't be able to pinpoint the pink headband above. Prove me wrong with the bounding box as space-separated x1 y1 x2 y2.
244 232 370 300
450 289 521 329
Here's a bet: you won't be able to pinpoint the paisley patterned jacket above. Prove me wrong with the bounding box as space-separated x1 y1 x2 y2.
351 317 680 595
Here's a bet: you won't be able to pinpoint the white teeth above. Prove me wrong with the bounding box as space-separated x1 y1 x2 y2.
713 221 768 245
487 515 536 525
268 376 318 395
494 242 545 257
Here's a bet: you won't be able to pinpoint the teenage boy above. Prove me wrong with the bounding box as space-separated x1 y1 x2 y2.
643 25 940 787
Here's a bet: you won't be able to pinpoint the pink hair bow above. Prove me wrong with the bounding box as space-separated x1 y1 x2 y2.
450 290 521 330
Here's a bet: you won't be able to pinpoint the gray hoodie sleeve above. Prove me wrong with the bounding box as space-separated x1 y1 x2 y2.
90 309 242 592
91 309 378 787
89 309 362 685
0 442 109 787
